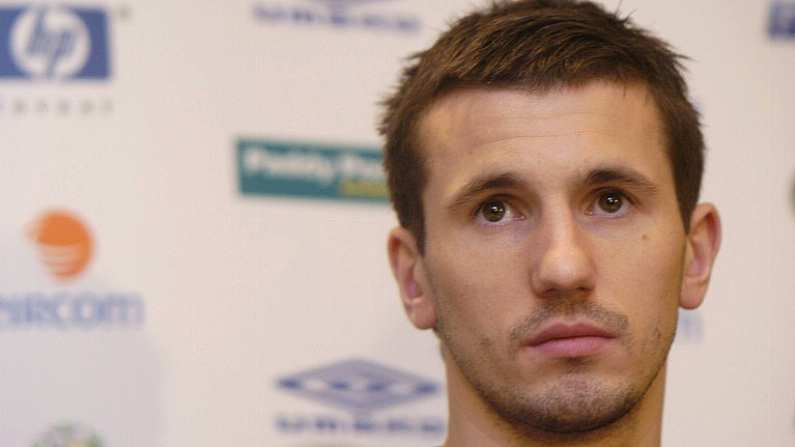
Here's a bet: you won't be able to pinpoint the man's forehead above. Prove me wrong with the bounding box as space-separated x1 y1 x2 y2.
416 81 666 159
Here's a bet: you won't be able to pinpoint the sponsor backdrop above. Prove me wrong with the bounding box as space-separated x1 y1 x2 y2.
0 0 793 446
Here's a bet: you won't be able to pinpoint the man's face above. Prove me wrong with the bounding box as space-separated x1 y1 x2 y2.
414 82 687 433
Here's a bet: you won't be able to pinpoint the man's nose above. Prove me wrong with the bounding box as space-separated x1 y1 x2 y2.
529 210 596 299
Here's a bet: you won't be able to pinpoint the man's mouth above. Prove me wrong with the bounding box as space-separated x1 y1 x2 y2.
525 321 618 358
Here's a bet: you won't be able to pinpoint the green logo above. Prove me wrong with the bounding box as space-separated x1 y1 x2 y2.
791 171 795 216
33 423 103 447
237 138 388 203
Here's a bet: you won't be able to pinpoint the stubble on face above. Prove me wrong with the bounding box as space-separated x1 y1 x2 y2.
431 279 676 436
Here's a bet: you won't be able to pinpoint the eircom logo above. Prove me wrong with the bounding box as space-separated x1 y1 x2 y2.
0 209 144 330
0 5 110 80
28 210 93 282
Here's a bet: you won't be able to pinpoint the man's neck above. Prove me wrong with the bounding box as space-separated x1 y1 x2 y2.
442 362 667 447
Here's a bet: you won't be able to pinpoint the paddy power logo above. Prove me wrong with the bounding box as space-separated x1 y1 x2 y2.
237 138 389 202
28 210 93 281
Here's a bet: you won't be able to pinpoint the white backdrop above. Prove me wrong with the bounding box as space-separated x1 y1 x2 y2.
1 0 793 446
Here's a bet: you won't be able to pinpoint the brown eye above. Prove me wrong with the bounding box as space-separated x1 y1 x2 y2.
481 200 507 222
598 191 624 213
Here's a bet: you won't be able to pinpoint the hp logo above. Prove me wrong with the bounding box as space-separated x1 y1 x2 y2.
0 5 110 81
11 6 90 80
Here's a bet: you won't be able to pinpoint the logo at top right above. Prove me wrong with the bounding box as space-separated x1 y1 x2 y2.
253 0 421 33
769 1 795 38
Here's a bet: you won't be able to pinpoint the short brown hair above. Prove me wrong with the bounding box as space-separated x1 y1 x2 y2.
379 0 704 251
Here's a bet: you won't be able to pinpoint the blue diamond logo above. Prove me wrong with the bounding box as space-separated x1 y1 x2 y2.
276 358 440 415
770 1 795 38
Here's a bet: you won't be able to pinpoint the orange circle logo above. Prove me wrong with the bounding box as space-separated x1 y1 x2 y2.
29 210 93 281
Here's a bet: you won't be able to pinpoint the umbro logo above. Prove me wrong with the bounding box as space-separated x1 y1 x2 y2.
276 358 440 415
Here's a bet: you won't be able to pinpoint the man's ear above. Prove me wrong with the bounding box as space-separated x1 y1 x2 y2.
680 203 722 309
387 227 437 330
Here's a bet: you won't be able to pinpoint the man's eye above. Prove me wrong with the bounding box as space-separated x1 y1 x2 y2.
477 199 517 223
481 200 506 222
593 190 630 216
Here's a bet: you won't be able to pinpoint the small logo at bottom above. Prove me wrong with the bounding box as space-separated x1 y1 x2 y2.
277 358 439 414
33 423 104 447
274 358 445 438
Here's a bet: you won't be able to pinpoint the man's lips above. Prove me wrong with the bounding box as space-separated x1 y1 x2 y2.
524 322 618 357
527 321 617 346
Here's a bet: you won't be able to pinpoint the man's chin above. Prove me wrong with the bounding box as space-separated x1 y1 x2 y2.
480 377 643 435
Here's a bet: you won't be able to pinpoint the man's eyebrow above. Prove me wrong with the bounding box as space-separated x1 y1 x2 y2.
447 172 529 211
446 167 658 211
584 166 659 193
